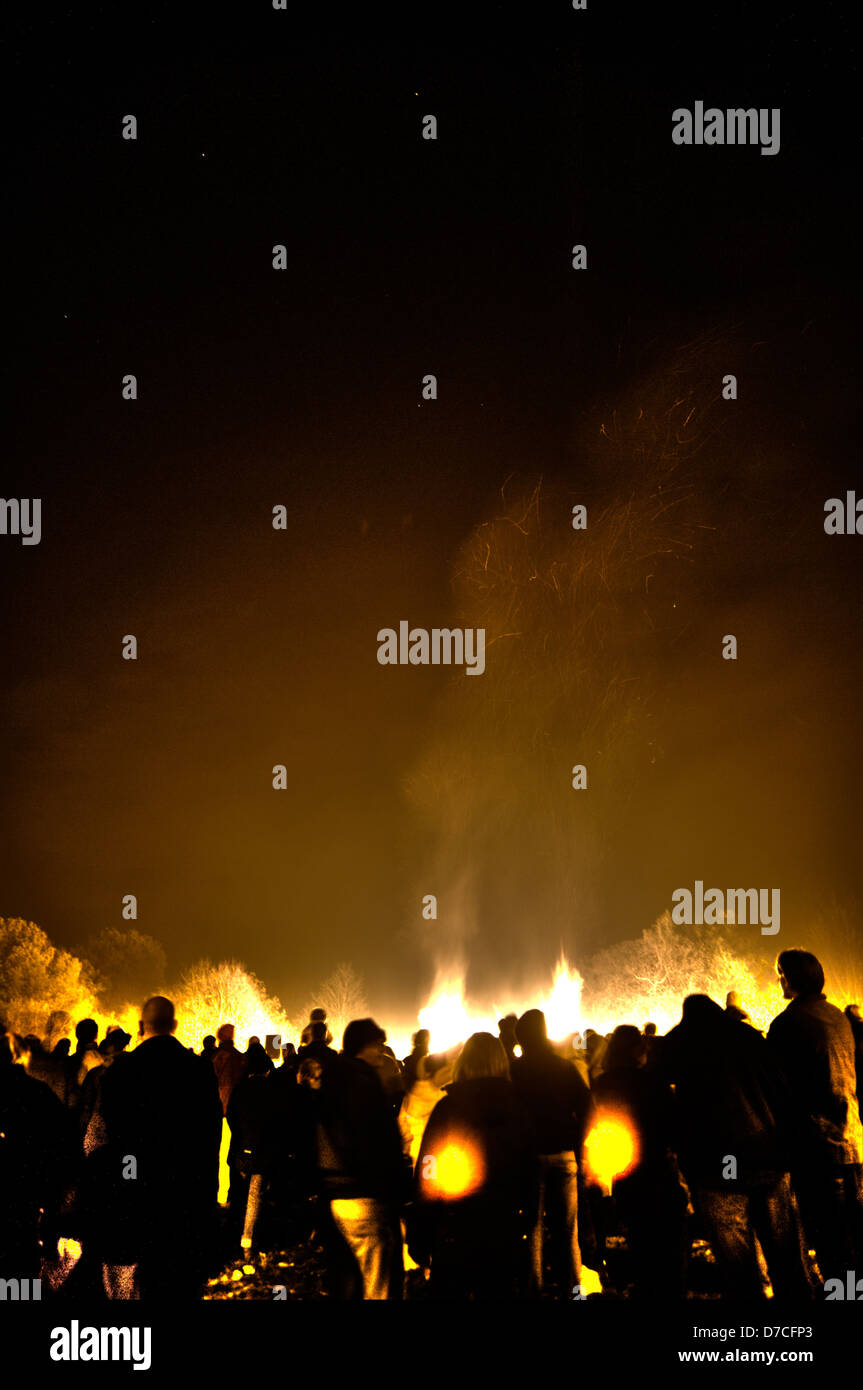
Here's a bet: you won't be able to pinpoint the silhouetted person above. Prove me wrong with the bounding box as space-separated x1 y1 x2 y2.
52 1038 71 1058
200 1035 217 1061
80 1029 131 1151
243 1039 274 1077
301 1008 333 1047
64 1018 100 1107
725 990 753 1027
399 1053 454 1166
226 1043 278 1247
592 1025 688 1298
402 1029 430 1090
844 1004 863 1099
212 1022 245 1115
641 1021 660 1070
297 1020 339 1076
96 996 222 1299
410 1033 536 1299
511 1009 594 1297
585 1029 607 1081
0 1023 77 1279
767 950 863 1287
663 994 813 1300
22 1033 69 1103
316 1018 409 1299
498 1014 519 1063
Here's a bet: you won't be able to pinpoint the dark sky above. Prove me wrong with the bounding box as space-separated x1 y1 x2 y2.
4 3 861 1021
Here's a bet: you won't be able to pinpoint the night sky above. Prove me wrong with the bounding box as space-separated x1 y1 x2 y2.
4 4 861 1022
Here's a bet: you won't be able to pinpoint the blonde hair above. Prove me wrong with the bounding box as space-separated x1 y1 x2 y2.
453 1031 510 1082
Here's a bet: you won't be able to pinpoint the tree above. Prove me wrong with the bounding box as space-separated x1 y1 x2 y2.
173 958 291 1052
0 917 98 1039
305 961 369 1046
75 927 167 1011
585 912 769 1033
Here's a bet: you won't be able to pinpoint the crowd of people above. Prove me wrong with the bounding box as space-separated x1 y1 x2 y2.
1 948 861 1301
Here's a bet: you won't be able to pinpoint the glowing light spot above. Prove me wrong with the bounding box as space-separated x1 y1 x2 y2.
584 1111 640 1194
57 1237 82 1261
424 1139 485 1199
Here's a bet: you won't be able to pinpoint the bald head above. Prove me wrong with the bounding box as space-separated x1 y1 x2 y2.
141 996 177 1037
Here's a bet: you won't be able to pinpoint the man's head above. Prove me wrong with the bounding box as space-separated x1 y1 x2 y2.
99 1029 131 1057
309 1020 329 1044
140 996 177 1038
515 1008 548 1053
202 1035 216 1051
412 1028 430 1054
643 1022 657 1037
216 1023 235 1044
776 949 824 1000
342 1018 387 1067
75 1018 98 1047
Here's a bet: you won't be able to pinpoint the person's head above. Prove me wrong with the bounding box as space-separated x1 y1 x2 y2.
453 1032 510 1082
52 1037 71 1057
202 1035 216 1051
310 1008 327 1023
248 1035 260 1048
515 1009 548 1054
140 996 177 1038
845 1003 861 1022
680 994 725 1028
604 1025 645 1071
75 1018 98 1047
216 1023 235 1045
298 1057 323 1090
244 1041 271 1076
643 1022 657 1037
99 1029 131 1057
776 949 824 1000
342 1018 387 1067
309 1020 329 1044
282 1042 297 1059
419 1052 453 1087
412 1029 430 1055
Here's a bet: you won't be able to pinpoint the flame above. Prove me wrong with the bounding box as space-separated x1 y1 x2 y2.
417 977 498 1054
537 954 584 1041
584 1110 640 1193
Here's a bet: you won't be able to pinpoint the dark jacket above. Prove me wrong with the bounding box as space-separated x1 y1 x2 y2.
661 1011 792 1183
0 1065 77 1276
767 994 863 1166
97 1034 222 1259
409 1075 536 1269
510 1045 594 1155
226 1073 278 1172
316 1056 411 1201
